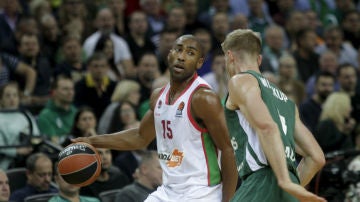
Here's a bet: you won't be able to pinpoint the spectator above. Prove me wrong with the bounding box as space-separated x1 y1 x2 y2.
230 13 248 30
304 10 324 46
37 75 77 144
125 11 156 66
337 64 360 123
341 10 360 49
316 25 358 68
247 0 273 38
58 0 90 40
315 92 356 153
94 33 123 81
49 162 100 202
284 11 308 51
38 14 61 68
80 148 130 198
0 169 10 202
139 0 165 37
108 101 140 134
156 29 179 73
28 0 51 23
10 153 58 202
83 7 135 78
54 35 86 83
17 33 52 109
203 49 227 101
293 28 319 83
199 0 234 28
0 82 40 170
300 71 335 133
183 0 207 31
0 0 22 47
210 12 229 51
276 54 306 106
305 51 340 97
98 80 141 134
106 0 127 36
115 151 162 202
261 24 288 74
0 52 36 98
74 52 116 120
135 52 161 103
61 106 97 147
193 28 213 76
165 6 187 36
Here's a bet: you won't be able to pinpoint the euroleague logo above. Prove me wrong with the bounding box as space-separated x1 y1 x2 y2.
176 101 185 117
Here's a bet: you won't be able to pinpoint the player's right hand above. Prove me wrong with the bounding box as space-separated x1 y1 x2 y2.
280 182 327 202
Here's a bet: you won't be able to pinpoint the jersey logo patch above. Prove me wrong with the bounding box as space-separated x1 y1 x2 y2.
158 100 162 108
175 101 185 117
166 149 184 167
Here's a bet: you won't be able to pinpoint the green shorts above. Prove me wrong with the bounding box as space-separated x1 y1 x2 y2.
231 167 299 202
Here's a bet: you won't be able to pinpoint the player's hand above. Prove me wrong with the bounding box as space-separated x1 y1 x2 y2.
71 137 92 144
280 182 327 202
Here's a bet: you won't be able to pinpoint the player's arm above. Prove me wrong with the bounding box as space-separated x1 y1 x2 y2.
72 88 160 150
228 75 326 202
192 88 237 202
294 107 325 187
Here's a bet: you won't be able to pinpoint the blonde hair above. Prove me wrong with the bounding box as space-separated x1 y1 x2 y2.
320 92 351 126
111 80 140 102
221 29 262 58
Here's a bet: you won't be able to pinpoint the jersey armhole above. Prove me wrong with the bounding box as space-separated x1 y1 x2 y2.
187 84 210 133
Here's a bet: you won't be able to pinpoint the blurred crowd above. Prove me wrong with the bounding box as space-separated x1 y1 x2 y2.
1 0 360 201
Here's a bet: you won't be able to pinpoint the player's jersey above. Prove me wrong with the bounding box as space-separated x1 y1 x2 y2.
225 70 298 179
154 74 221 194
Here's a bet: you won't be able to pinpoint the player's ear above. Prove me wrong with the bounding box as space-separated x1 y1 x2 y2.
258 55 262 67
196 57 204 70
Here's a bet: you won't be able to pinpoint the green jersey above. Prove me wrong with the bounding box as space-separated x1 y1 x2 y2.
225 70 298 180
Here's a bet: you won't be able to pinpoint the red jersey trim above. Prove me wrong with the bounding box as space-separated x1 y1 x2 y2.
187 84 209 133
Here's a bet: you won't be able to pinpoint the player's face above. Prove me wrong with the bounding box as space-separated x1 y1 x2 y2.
28 157 53 191
0 172 10 202
167 37 203 82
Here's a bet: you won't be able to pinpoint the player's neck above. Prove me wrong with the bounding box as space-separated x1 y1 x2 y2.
169 74 196 103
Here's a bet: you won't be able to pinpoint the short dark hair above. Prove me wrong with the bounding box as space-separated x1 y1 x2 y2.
336 63 357 77
26 153 51 172
315 71 335 84
86 52 108 66
51 74 73 90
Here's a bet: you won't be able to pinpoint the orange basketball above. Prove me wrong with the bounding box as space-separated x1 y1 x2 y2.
57 142 101 187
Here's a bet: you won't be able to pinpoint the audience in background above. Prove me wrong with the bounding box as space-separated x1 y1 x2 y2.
115 151 162 202
37 75 77 144
80 148 130 198
0 82 40 170
49 162 100 202
0 169 10 202
315 92 356 153
74 52 116 119
10 153 58 202
61 107 97 147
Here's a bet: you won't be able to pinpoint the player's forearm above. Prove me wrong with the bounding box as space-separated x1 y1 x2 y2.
297 157 324 187
88 128 148 150
220 148 238 202
257 126 292 186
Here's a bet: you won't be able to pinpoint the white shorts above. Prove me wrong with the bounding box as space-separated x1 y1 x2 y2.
144 184 222 202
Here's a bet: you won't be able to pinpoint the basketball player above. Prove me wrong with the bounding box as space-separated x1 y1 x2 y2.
73 35 238 201
221 29 326 201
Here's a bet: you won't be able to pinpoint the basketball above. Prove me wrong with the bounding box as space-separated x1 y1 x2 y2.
57 142 101 187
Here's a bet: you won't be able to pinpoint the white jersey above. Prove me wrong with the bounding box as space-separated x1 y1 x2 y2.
154 74 222 196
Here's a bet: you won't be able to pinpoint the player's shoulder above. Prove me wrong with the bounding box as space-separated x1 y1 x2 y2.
228 73 258 92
